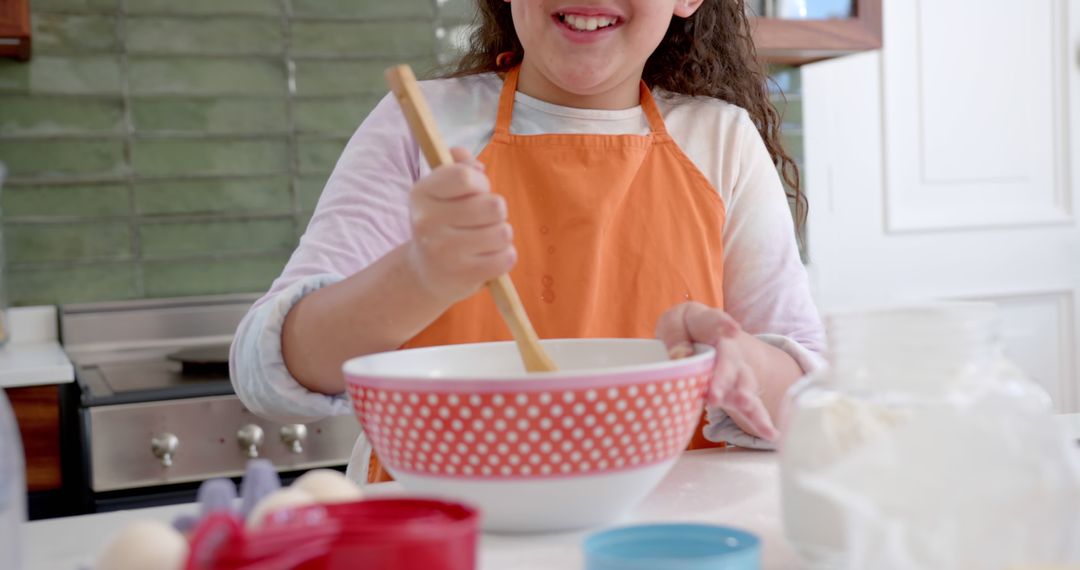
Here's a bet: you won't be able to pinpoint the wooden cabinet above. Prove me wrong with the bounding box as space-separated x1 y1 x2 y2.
5 386 62 492
754 0 882 65
0 0 31 61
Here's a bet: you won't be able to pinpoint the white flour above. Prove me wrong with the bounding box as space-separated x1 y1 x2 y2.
780 305 1080 570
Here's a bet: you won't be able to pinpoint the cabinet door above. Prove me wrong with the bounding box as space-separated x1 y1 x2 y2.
0 0 31 60
802 0 1080 410
5 386 62 492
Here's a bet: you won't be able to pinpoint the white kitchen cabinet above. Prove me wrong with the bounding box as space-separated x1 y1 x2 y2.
802 0 1080 411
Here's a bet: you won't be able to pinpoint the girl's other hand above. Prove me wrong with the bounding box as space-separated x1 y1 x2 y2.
406 147 517 303
655 302 780 442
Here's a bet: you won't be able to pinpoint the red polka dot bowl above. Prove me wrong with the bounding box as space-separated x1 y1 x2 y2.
343 338 715 533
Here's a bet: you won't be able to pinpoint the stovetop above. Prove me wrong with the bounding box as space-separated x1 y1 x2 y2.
60 294 259 406
75 345 234 406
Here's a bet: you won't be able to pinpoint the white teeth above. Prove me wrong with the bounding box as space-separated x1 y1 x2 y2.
560 13 616 31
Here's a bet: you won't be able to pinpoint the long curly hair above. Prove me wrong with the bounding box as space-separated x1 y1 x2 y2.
446 0 805 229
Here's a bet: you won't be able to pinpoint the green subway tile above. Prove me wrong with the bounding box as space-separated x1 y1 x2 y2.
439 0 477 21
774 96 803 128
128 57 285 96
294 59 433 96
782 133 804 162
8 262 138 306
132 138 288 177
0 139 126 178
31 0 118 11
135 177 291 215
139 218 295 256
2 184 130 218
126 17 283 55
294 95 380 135
5 222 132 263
131 97 288 134
297 211 312 231
0 55 122 95
288 0 433 18
296 175 325 210
296 136 347 176
126 0 280 16
291 21 435 58
0 95 124 135
142 254 287 297
32 14 118 54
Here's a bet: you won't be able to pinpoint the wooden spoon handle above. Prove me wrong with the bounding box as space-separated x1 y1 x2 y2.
385 65 558 373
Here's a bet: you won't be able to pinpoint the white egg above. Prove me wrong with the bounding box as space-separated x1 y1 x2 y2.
291 469 363 503
246 487 315 529
95 520 187 570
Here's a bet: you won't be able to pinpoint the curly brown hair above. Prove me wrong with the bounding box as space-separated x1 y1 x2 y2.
446 0 805 230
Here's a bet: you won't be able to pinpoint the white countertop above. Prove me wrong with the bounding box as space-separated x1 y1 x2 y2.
24 448 797 570
0 306 74 389
21 414 1080 570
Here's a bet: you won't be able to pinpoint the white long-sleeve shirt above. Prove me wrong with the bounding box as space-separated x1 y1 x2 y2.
229 73 826 481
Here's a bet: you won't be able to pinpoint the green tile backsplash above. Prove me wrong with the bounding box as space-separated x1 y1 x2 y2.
134 177 292 216
291 21 435 58
0 55 123 94
8 263 139 306
139 219 296 257
6 222 132 263
126 17 285 56
0 96 125 135
294 95 381 135
289 0 434 19
32 14 120 54
125 0 281 16
0 0 802 306
127 58 287 96
131 97 289 135
0 139 127 178
132 139 290 177
4 184 130 218
141 255 290 297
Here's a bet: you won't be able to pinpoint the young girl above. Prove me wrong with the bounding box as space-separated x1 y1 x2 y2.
231 0 824 483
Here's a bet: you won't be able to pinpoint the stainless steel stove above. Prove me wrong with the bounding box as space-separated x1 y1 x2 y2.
60 294 360 513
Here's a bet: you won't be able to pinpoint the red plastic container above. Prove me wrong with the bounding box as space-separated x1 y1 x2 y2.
185 498 479 570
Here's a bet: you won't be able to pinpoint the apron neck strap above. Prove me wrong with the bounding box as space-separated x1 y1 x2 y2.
493 66 670 137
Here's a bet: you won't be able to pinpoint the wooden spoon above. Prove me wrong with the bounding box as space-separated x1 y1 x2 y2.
385 64 558 373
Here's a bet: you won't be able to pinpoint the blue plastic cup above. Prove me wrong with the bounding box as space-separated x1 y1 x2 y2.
584 524 761 570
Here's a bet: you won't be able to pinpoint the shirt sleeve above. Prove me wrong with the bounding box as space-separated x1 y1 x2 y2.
229 92 419 422
721 110 825 356
704 111 828 449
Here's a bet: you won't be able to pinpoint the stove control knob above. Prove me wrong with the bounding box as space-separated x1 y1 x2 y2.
151 433 179 468
280 424 307 454
237 424 265 458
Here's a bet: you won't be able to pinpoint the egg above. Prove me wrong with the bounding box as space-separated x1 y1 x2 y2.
94 520 187 570
246 487 315 529
292 469 363 503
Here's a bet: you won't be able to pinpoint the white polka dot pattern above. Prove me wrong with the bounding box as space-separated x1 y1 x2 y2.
347 374 709 478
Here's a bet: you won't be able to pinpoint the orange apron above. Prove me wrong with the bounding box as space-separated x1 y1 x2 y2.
369 67 727 482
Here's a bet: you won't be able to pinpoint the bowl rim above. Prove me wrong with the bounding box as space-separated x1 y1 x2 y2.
343 338 716 392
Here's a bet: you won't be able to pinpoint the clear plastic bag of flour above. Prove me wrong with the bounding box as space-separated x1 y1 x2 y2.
780 304 1080 570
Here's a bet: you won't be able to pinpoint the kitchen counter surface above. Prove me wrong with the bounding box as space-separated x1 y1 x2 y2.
25 447 797 570
0 306 74 389
24 415 1080 570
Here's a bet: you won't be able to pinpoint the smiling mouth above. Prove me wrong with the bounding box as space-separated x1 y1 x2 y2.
554 12 622 32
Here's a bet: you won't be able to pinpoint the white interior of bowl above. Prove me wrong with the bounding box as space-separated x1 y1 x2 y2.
343 338 712 380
